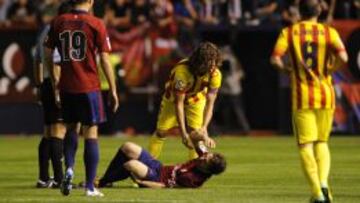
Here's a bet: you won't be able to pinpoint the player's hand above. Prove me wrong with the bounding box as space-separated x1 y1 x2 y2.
54 89 61 108
204 137 216 149
108 90 119 113
182 134 194 149
198 127 209 138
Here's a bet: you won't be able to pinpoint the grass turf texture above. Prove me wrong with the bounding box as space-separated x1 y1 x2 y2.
0 136 359 203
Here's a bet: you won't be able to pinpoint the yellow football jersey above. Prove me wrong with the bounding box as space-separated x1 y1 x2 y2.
273 21 346 111
162 59 222 105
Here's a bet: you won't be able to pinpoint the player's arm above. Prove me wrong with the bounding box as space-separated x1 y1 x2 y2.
329 51 348 73
203 90 218 129
200 70 221 148
270 55 287 72
100 52 119 113
270 28 292 74
44 46 60 104
97 20 119 113
132 178 166 188
328 28 348 73
200 89 217 148
43 22 61 106
175 92 193 149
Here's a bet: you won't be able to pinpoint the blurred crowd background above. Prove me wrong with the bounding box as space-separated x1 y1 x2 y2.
0 0 359 28
0 0 359 135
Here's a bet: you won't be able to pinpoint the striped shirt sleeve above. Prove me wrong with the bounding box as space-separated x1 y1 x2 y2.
272 27 289 57
329 27 346 53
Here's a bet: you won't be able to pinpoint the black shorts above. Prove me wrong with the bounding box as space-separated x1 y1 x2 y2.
40 78 62 125
60 91 107 126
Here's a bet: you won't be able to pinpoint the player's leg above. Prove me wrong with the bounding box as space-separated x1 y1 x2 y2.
82 125 100 192
124 144 162 182
98 147 131 187
41 78 66 187
64 123 80 170
82 91 106 196
314 109 334 202
149 130 167 159
149 100 177 158
124 160 149 179
59 92 81 196
99 142 143 186
186 100 206 159
293 110 324 201
36 79 56 188
36 125 51 188
49 123 66 187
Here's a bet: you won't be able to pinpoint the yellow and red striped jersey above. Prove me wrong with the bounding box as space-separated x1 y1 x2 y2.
162 59 222 105
272 21 346 111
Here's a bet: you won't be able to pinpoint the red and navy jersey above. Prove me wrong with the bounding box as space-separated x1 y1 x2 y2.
160 159 211 188
44 10 111 93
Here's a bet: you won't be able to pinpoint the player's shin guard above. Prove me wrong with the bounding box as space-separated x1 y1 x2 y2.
38 137 50 181
99 149 130 187
299 146 323 199
64 130 78 169
314 142 331 187
84 139 99 191
49 137 64 184
148 134 165 159
188 149 198 159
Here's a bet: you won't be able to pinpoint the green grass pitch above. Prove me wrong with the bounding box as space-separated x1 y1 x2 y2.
0 135 359 203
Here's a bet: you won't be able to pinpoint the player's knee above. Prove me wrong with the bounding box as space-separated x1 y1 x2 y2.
121 142 136 154
82 125 98 139
314 140 327 144
156 130 167 138
123 160 136 171
298 142 313 148
67 123 81 134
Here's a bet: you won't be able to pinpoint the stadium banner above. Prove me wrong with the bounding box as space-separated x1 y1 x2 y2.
0 28 37 103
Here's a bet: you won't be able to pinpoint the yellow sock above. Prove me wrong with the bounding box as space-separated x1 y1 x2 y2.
314 142 331 187
188 149 198 160
299 145 323 199
148 134 165 159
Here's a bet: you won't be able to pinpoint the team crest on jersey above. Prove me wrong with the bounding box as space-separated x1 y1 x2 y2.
175 79 186 91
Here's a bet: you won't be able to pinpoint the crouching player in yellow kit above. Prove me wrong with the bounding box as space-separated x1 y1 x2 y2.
149 42 222 159
270 0 348 202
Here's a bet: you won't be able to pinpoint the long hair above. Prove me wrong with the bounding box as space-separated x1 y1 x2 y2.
207 153 226 175
188 42 222 76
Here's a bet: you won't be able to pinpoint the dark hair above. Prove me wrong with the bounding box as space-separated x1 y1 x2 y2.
58 1 73 15
299 0 321 19
208 153 226 175
188 42 222 76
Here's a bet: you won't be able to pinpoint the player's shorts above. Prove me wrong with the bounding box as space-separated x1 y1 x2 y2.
138 149 162 182
60 90 106 126
292 109 334 144
40 78 62 125
156 99 206 131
